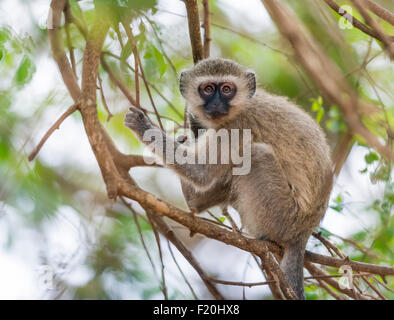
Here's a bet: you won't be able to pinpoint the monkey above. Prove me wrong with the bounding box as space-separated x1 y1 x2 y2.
124 58 333 299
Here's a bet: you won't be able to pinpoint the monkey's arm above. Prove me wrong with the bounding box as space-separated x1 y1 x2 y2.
124 107 229 189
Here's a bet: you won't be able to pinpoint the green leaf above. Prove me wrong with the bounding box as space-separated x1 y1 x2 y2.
310 96 323 111
69 0 85 20
0 27 11 47
14 55 35 86
143 44 166 78
153 46 166 77
310 96 324 122
316 108 324 123
365 151 379 164
139 21 146 34
219 217 226 223
326 119 346 133
330 194 344 212
328 106 341 119
120 40 132 62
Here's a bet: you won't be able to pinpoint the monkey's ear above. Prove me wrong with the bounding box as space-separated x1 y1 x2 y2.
245 71 256 97
179 71 188 97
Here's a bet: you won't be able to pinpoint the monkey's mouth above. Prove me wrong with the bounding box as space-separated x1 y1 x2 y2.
204 111 229 120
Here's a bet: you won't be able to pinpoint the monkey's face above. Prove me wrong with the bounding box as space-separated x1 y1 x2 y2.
179 58 256 127
181 74 255 127
198 80 236 120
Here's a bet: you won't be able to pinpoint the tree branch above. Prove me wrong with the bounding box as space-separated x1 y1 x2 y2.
48 0 81 101
364 0 394 26
305 262 369 300
351 0 394 59
261 0 394 161
118 180 394 276
100 55 138 107
149 212 225 300
102 51 183 119
322 0 393 43
202 0 211 59
183 0 204 63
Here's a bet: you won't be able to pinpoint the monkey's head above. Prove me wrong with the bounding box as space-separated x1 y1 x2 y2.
180 58 256 126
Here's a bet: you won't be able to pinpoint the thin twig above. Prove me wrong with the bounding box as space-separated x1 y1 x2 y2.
146 211 168 300
351 0 394 59
100 55 138 107
122 22 164 130
210 272 374 288
210 278 275 287
371 275 394 293
360 274 387 300
313 232 344 258
97 74 113 121
222 206 241 234
120 197 160 281
142 14 178 77
150 213 224 300
211 22 290 56
103 51 183 119
28 103 78 161
64 4 77 78
114 23 124 49
311 279 347 300
134 48 140 109
166 239 199 299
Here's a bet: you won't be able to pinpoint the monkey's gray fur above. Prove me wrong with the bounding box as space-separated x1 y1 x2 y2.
124 58 333 299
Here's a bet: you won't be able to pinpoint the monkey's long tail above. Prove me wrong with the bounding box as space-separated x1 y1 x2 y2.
280 239 307 300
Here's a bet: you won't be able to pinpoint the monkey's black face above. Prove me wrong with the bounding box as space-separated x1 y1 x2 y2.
198 81 237 119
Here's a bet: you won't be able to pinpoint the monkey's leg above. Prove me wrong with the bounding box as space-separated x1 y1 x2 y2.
177 131 230 212
233 143 306 299
234 143 299 239
180 178 230 212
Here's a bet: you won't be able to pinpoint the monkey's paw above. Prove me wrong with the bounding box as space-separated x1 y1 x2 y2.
124 106 152 134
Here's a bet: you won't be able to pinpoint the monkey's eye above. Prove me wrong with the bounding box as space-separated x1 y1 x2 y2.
200 83 216 95
221 83 235 95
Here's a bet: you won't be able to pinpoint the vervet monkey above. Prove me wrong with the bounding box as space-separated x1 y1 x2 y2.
124 58 333 299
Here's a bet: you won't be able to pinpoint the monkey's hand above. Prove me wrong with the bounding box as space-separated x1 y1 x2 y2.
124 106 154 138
